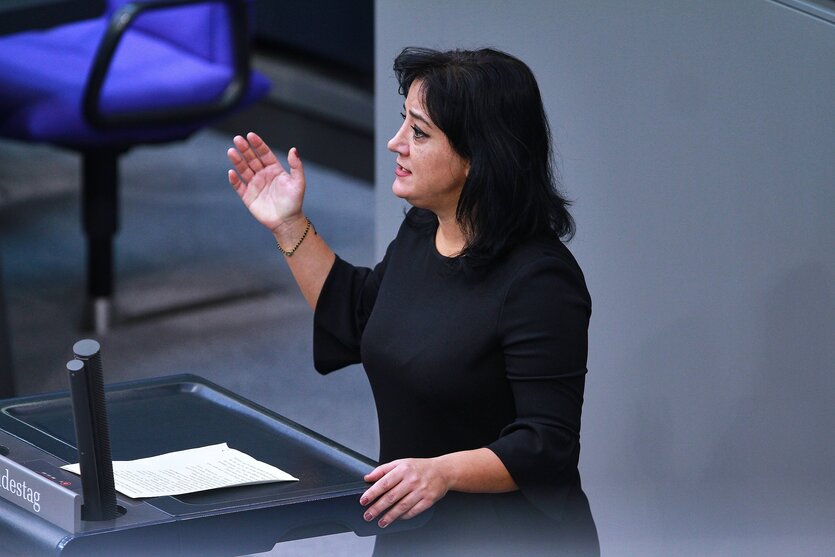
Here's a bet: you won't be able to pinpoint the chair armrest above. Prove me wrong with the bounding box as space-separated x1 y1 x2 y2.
82 0 251 129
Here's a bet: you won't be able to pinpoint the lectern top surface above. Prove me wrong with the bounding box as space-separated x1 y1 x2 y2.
0 374 375 517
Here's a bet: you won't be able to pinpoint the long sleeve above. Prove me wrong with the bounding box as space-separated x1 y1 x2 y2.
487 251 591 520
312 246 392 374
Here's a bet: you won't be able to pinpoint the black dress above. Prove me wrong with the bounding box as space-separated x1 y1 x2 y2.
314 209 599 556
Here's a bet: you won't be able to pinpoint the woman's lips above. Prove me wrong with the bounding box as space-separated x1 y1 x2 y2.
395 163 411 177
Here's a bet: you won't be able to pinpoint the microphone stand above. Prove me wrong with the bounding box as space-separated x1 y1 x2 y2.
67 339 118 521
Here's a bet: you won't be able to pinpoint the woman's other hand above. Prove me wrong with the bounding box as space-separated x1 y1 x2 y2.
227 132 305 233
360 458 450 528
360 449 516 528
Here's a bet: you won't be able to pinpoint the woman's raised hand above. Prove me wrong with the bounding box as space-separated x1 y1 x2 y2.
227 132 305 233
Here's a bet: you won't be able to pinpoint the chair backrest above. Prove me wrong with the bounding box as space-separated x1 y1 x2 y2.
105 0 234 65
0 0 268 145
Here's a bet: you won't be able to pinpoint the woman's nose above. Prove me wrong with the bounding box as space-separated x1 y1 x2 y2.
387 123 409 155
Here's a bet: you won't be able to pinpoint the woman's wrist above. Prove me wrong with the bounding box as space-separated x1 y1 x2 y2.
272 214 314 257
271 214 307 243
432 454 459 492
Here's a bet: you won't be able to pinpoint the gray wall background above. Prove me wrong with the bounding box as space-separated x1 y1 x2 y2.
375 1 834 554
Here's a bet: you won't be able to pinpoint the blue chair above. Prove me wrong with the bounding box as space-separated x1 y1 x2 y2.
0 0 270 332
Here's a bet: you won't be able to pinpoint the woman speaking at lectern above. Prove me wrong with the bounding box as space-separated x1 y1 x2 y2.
226 47 598 556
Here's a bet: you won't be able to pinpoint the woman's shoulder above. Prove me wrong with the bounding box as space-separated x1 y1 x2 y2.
505 233 583 276
494 235 591 331
495 234 590 305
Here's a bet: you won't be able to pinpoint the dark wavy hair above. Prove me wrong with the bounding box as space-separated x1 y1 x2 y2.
394 47 575 269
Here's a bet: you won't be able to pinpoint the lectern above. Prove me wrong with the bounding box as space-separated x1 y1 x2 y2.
0 373 424 556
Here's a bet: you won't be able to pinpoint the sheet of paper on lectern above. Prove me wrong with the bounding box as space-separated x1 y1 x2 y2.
62 443 298 499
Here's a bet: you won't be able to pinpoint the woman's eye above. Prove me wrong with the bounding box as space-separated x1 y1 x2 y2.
399 111 427 139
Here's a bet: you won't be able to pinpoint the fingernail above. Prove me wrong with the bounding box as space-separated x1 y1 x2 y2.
364 512 373 521
360 497 368 505
378 519 388 528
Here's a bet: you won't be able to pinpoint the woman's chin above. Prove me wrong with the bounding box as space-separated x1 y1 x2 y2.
391 181 411 201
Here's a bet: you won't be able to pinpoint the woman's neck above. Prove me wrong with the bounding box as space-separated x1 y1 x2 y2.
435 214 466 257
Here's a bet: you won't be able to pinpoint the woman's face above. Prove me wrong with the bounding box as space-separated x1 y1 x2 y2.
386 80 469 218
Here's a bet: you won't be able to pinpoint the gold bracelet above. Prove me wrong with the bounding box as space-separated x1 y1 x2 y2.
276 217 313 257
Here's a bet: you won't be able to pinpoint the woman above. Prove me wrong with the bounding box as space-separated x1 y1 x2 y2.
227 47 598 556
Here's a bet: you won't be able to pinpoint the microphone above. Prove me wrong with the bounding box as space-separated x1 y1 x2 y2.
67 339 118 521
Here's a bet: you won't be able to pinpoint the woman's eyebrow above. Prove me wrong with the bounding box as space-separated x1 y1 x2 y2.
403 104 434 129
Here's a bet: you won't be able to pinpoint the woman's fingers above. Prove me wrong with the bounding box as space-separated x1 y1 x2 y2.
232 133 287 177
232 134 264 170
400 498 433 520
373 491 424 528
361 462 401 507
247 132 279 166
227 147 255 184
227 169 245 195
362 482 433 527
363 460 398 486
362 478 412 528
228 134 293 189
287 147 303 182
